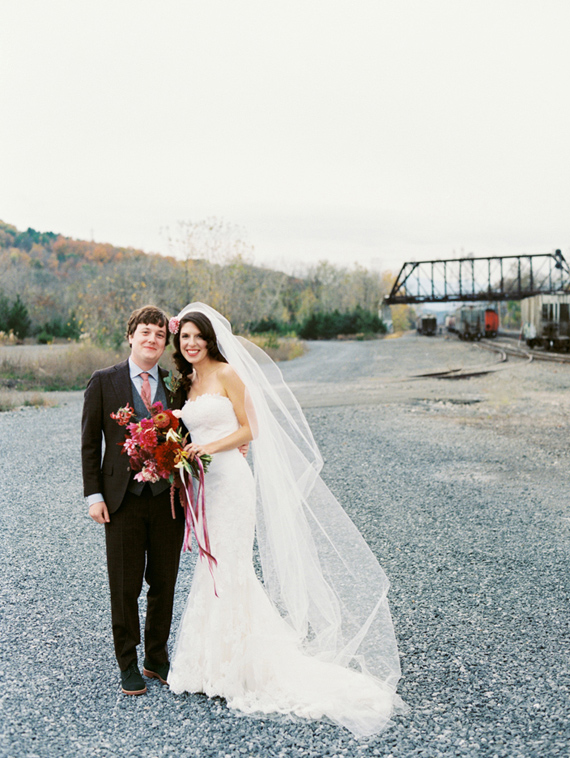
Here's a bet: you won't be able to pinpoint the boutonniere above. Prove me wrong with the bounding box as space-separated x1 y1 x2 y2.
164 370 182 401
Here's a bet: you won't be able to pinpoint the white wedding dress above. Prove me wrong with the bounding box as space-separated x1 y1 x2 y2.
167 393 397 736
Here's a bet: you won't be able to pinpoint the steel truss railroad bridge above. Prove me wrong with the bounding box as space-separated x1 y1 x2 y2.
385 250 570 305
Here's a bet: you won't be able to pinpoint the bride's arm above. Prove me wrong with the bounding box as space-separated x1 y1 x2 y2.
187 365 253 458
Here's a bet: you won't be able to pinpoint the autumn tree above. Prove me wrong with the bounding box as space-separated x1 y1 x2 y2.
379 270 416 332
1 219 398 344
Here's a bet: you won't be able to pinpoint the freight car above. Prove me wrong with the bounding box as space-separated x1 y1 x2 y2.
484 308 499 338
416 315 437 335
444 314 456 332
455 306 485 340
521 293 570 351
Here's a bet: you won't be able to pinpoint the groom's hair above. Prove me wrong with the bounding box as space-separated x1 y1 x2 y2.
126 305 170 345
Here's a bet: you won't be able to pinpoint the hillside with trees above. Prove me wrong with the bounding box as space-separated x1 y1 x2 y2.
0 219 407 345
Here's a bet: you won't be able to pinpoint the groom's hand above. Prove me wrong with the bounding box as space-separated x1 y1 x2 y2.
89 501 110 524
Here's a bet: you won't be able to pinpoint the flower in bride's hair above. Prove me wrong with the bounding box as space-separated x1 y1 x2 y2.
168 317 180 335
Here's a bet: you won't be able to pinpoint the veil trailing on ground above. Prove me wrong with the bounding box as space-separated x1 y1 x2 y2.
174 303 402 700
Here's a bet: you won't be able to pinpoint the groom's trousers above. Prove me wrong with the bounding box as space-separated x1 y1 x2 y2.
104 487 185 671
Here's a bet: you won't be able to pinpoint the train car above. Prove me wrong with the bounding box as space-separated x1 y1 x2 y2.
521 293 570 351
484 308 499 338
416 315 437 335
444 314 456 332
456 305 485 340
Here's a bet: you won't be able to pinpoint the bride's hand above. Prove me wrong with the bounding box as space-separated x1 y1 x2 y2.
186 442 214 460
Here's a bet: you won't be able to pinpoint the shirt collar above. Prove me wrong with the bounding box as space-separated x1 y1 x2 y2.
128 357 160 381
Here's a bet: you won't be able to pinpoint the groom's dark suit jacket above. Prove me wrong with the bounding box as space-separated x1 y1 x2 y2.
81 359 186 512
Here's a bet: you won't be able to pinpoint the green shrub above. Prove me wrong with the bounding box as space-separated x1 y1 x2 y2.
248 316 299 336
40 312 81 340
7 295 31 340
37 331 54 345
298 307 387 340
0 293 10 333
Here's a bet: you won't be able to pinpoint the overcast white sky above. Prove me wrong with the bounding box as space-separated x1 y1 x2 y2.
1 0 569 275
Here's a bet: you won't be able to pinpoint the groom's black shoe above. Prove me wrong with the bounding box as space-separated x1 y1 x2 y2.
143 658 169 685
121 662 147 696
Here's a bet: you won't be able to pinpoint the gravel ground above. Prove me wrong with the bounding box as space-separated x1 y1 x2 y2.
1 334 569 758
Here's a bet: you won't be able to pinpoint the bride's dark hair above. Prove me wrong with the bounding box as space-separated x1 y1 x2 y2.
172 312 228 393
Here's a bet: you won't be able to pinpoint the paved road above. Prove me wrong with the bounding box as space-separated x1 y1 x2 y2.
1 335 569 757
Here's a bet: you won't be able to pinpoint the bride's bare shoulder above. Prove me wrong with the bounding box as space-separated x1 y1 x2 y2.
217 363 239 379
217 363 245 389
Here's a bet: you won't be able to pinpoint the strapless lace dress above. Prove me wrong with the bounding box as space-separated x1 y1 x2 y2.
167 394 395 736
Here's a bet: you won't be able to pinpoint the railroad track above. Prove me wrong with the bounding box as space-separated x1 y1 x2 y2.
405 333 570 382
478 337 570 364
408 343 510 380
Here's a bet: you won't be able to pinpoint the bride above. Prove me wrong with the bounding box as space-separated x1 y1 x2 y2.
166 303 404 737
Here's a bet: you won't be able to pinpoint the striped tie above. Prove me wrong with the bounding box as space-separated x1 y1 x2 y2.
140 371 152 411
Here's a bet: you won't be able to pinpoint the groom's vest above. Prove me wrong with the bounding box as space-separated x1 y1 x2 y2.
127 376 170 497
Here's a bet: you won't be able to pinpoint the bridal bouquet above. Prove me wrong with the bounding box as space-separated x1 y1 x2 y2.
110 401 210 485
111 402 216 579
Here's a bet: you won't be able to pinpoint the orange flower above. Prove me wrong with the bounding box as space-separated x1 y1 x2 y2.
153 409 179 432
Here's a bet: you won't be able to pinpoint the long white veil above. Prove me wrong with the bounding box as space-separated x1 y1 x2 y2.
175 302 402 695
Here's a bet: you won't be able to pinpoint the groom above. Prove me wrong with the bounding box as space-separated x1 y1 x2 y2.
81 305 186 696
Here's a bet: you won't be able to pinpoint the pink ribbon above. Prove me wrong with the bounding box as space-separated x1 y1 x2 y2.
178 461 218 595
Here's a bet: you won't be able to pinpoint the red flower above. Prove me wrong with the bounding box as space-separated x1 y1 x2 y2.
154 440 181 476
110 404 135 426
127 418 158 452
